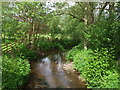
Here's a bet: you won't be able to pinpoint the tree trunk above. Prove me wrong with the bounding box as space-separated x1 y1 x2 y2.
84 40 87 50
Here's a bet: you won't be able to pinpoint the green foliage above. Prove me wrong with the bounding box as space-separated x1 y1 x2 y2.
59 39 80 49
87 19 111 49
111 21 120 57
66 47 119 88
88 19 120 57
73 50 92 73
2 2 120 89
2 42 16 53
3 39 16 44
36 39 64 51
2 55 30 88
14 44 37 60
66 44 83 60
83 48 119 88
36 39 53 51
52 42 65 50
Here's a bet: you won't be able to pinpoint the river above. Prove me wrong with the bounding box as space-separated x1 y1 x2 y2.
23 51 86 89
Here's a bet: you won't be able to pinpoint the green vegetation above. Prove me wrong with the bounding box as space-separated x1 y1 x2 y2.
2 55 30 88
2 1 120 89
66 48 119 88
14 44 38 60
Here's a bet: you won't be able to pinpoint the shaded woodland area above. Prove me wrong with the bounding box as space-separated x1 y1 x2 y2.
2 1 120 89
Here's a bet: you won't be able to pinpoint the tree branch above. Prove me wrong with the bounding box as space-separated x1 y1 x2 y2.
76 2 84 11
68 13 85 22
99 2 110 17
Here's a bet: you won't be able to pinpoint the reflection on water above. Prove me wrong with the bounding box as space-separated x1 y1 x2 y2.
24 52 86 89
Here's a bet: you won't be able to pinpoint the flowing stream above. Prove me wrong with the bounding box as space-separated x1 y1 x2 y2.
23 51 86 89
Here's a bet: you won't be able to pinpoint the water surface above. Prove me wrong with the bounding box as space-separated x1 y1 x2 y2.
23 52 86 89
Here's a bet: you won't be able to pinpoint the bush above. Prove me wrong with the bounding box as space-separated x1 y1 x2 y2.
52 42 64 50
37 39 53 51
73 50 92 72
2 55 30 88
3 39 16 44
59 39 80 49
36 39 64 51
14 44 37 60
66 47 119 88
66 44 83 60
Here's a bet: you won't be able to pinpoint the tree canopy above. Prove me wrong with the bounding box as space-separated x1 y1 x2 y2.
2 1 120 89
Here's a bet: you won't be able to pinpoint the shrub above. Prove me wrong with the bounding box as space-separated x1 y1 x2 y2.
52 42 64 50
66 44 82 60
66 47 119 88
73 49 92 72
36 39 64 51
3 39 16 44
59 39 80 49
2 55 30 88
36 39 53 51
14 44 37 60
82 48 119 88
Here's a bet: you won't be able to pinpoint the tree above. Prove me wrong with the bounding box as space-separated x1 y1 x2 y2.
2 2 49 46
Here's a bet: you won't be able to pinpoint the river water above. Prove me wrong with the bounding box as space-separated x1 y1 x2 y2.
23 51 86 89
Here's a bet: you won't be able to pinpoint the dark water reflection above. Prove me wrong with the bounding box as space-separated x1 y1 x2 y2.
23 52 86 89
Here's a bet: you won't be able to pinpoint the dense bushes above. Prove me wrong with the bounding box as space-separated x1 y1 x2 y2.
36 39 53 51
88 20 120 58
36 39 64 51
2 55 30 88
66 44 83 60
3 39 16 44
59 39 80 49
35 37 80 51
66 47 119 88
13 44 37 60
